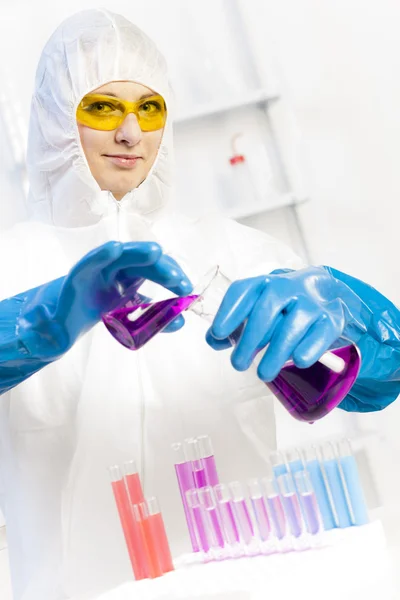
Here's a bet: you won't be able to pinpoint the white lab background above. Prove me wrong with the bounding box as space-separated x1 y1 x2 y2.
1 0 400 596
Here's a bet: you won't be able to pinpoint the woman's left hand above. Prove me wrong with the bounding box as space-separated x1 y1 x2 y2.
206 266 365 382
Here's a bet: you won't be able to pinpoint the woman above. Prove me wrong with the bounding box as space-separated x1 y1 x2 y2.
1 9 400 600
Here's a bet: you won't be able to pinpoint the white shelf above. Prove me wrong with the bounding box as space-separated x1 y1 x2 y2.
224 193 308 221
174 89 279 124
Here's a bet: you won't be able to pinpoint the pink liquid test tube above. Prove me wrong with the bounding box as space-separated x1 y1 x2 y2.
277 473 304 538
145 497 175 574
136 497 174 576
198 486 225 548
124 460 145 506
248 479 271 542
196 435 220 486
109 465 147 580
172 442 199 552
132 503 163 579
261 477 287 540
229 481 255 545
214 484 241 546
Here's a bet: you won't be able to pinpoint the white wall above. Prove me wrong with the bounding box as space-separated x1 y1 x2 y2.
240 0 400 300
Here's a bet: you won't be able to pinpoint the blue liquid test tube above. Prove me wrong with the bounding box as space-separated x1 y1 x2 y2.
287 448 306 476
320 441 352 528
270 450 288 478
304 445 337 530
336 438 369 526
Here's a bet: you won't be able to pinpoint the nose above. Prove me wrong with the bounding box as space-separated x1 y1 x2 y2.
115 113 142 146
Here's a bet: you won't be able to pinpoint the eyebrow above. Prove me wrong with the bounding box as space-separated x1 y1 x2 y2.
98 91 156 100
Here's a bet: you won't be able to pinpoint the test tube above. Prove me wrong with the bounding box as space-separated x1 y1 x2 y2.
261 477 287 541
320 441 352 528
270 450 288 478
185 438 207 489
294 470 322 535
196 435 220 486
198 486 225 549
286 448 305 475
172 442 198 552
214 483 241 546
229 481 254 545
248 479 271 542
109 465 147 580
124 460 145 506
132 503 163 579
276 473 304 539
142 497 174 574
186 488 213 554
303 445 337 530
336 438 369 526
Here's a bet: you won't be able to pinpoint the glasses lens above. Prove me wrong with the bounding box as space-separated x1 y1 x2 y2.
77 95 124 131
137 95 166 132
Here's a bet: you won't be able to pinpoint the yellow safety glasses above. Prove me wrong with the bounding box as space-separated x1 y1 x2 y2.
76 93 167 132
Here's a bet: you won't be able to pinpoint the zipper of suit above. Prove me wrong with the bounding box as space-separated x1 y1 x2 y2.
112 192 146 492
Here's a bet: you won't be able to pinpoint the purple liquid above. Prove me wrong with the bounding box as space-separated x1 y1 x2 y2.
233 499 254 545
202 455 220 487
267 495 286 540
104 295 360 423
251 496 271 542
174 462 199 552
192 505 210 552
208 507 225 548
282 493 303 538
301 492 321 535
267 345 361 422
218 501 240 544
102 295 199 350
193 465 207 489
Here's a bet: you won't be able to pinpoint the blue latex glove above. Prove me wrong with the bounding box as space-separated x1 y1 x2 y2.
207 265 400 412
0 241 192 394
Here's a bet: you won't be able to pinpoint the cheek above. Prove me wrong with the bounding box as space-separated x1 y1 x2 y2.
144 130 164 159
77 125 111 162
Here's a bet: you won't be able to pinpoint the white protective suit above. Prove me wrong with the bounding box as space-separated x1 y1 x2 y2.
0 9 303 600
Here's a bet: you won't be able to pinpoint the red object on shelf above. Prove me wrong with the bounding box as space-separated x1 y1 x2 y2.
229 154 245 165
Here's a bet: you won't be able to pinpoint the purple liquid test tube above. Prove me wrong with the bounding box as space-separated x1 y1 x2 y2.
229 481 254 545
199 486 225 548
197 435 220 487
186 489 213 554
277 473 304 539
172 442 199 552
248 479 271 542
185 439 207 489
261 477 287 540
214 484 240 545
295 470 322 535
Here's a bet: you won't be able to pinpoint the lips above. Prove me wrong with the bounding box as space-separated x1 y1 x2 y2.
104 154 142 169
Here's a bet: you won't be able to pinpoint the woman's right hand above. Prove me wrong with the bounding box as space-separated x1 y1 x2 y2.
18 241 192 358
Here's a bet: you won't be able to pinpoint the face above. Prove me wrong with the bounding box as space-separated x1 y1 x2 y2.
77 81 165 200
